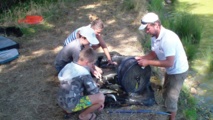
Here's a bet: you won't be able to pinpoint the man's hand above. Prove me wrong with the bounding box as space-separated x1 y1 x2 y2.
136 58 149 67
135 56 143 61
107 60 117 65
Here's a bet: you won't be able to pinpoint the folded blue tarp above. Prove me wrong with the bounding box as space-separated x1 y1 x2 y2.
0 48 19 64
0 36 19 51
0 36 19 64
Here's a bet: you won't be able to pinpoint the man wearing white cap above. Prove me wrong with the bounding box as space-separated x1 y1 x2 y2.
54 26 102 78
136 12 188 120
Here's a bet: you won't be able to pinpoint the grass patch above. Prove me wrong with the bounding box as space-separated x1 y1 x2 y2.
141 35 151 53
194 47 213 74
179 87 198 120
122 0 135 11
208 59 213 72
170 12 203 44
0 0 68 36
148 0 164 14
121 0 147 12
205 47 213 73
184 109 197 120
181 37 199 60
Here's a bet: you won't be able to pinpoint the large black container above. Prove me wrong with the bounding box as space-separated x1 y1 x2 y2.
117 57 151 93
97 53 156 107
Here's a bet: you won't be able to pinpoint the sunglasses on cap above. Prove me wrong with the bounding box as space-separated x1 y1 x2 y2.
141 21 156 25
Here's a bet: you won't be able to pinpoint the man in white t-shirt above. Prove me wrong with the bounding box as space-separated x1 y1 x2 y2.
135 12 188 120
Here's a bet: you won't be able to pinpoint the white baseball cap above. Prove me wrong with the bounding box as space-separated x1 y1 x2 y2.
139 12 159 30
79 26 99 45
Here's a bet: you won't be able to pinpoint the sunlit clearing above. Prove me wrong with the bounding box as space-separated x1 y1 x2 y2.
192 47 213 74
54 46 63 53
8 64 19 72
178 0 213 14
32 49 46 55
65 30 71 35
0 64 18 73
192 59 209 75
79 3 101 9
114 34 124 39
101 9 108 14
197 88 207 96
27 28 36 33
106 19 116 25
0 65 9 72
41 20 55 28
18 55 32 62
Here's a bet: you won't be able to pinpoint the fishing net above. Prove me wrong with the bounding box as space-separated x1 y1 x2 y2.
97 52 156 107
117 57 151 93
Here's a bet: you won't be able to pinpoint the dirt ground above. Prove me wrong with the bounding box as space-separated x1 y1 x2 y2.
0 0 183 120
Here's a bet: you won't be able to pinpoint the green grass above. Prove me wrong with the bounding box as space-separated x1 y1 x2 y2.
141 35 151 53
182 37 198 60
208 59 213 72
148 0 165 15
192 47 213 74
177 0 213 74
148 0 172 29
179 87 198 120
170 12 202 44
184 109 197 120
0 0 67 36
122 0 135 10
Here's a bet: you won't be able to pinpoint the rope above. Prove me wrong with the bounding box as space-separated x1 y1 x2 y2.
107 109 171 116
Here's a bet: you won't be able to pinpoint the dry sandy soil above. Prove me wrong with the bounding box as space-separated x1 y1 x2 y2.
0 0 185 120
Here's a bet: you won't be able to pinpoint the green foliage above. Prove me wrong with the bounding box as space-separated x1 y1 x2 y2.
159 12 175 29
171 12 203 44
182 37 198 61
141 35 151 53
20 27 36 35
203 47 213 73
208 59 213 72
184 109 198 120
179 87 198 120
183 94 197 120
148 0 164 14
0 0 47 23
20 24 51 36
171 0 177 3
122 0 135 11
0 0 66 36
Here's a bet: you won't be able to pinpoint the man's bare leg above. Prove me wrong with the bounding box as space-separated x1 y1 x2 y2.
169 112 176 120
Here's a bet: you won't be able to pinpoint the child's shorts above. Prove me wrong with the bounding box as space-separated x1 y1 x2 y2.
72 96 92 112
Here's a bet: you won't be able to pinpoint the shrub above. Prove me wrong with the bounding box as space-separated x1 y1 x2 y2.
121 0 135 11
148 0 164 13
182 37 198 61
171 12 203 44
